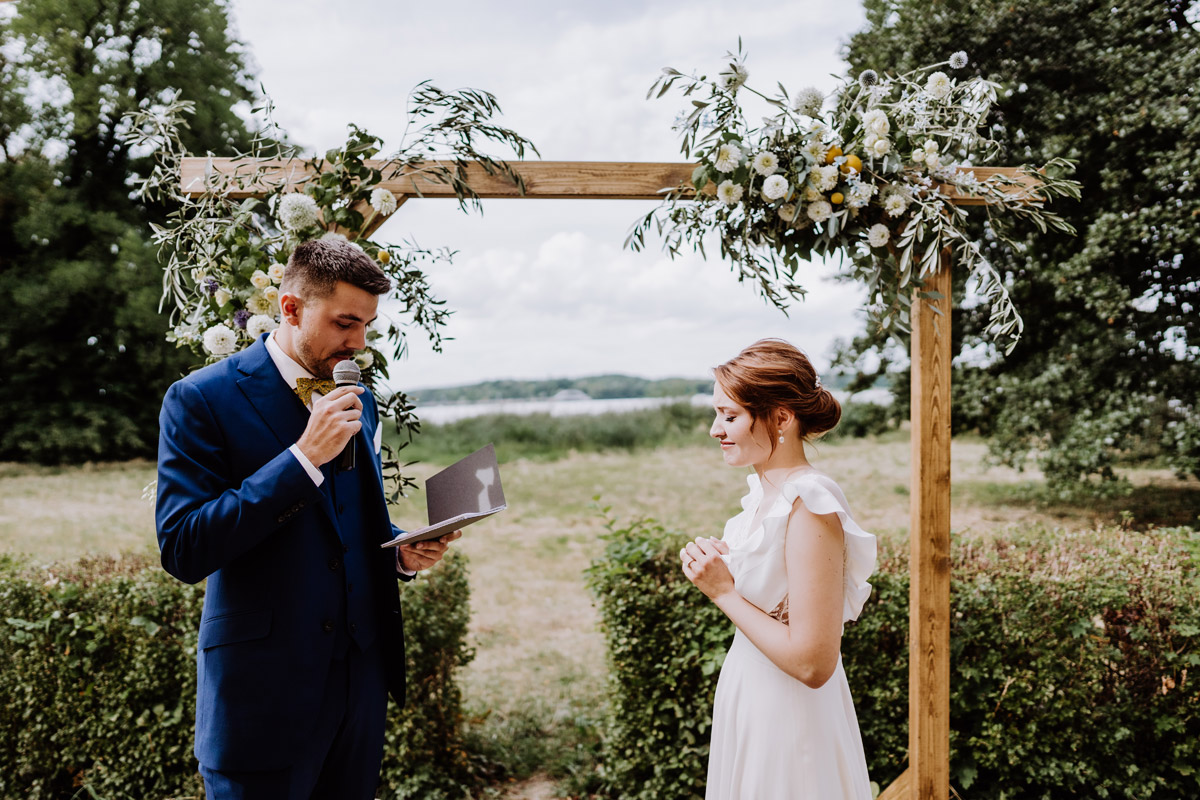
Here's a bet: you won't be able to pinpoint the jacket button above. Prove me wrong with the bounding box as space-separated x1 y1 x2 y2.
321 619 334 634
349 622 357 634
328 558 341 571
337 504 345 514
342 544 349 553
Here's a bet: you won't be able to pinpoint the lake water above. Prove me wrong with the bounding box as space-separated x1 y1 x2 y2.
412 389 892 425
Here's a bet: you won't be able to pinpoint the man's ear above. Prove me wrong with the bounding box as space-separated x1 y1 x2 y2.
279 292 303 326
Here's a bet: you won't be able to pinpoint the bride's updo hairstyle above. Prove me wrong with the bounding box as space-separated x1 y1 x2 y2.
713 339 841 448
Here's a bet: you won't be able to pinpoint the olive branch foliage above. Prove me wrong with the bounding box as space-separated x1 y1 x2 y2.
627 42 1081 352
123 83 538 499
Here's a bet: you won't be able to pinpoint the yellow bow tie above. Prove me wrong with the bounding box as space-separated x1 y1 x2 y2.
294 377 336 405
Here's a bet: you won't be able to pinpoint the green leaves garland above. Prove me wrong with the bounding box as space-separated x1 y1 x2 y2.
628 43 1081 352
122 86 537 498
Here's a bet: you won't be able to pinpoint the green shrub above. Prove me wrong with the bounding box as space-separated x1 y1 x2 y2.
828 401 895 439
588 519 1200 799
0 551 478 800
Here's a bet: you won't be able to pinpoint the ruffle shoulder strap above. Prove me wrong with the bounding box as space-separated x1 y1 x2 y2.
780 474 878 622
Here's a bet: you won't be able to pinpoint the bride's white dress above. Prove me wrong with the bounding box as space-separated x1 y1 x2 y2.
705 471 877 800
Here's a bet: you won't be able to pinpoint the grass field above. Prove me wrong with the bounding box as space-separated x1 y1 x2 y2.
2 434 1197 793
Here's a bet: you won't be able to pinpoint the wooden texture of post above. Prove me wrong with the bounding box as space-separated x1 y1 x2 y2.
909 249 953 800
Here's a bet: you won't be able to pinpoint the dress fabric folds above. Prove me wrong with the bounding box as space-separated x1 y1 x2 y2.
705 472 877 800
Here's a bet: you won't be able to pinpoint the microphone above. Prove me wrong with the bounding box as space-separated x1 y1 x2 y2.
333 359 361 471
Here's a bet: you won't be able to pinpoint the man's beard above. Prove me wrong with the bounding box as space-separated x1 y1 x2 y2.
294 335 335 380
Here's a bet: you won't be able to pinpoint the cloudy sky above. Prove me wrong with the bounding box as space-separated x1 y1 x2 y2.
228 0 869 390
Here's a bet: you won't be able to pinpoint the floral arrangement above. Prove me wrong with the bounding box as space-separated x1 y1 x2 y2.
628 43 1081 351
123 86 536 497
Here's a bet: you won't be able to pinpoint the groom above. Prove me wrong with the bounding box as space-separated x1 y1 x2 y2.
156 238 458 799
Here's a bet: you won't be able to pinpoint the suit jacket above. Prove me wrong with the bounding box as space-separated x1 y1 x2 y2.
155 334 406 772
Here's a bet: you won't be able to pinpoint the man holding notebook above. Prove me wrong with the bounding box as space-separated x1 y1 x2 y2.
156 238 459 800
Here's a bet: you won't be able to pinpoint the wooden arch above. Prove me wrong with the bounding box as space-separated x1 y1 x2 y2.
182 156 1035 800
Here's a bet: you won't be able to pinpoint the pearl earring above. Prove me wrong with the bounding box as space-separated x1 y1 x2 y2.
778 432 785 444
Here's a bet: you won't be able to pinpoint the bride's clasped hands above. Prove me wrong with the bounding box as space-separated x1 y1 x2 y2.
680 536 734 600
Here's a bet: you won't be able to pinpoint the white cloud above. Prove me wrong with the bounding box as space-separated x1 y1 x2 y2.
228 0 868 387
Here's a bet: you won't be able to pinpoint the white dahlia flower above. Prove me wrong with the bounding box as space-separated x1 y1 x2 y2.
925 71 952 99
202 323 237 356
813 164 840 192
806 200 833 223
883 192 910 217
369 187 398 216
714 143 743 173
278 193 319 231
761 175 789 201
867 223 890 248
246 314 278 340
752 151 780 176
716 180 744 205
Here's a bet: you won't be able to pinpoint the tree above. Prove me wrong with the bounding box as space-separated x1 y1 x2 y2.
837 0 1200 494
0 0 260 463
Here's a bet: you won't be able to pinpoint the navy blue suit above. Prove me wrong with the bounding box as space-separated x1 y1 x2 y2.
155 334 406 782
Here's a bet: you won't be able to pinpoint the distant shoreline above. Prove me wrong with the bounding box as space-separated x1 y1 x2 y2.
401 372 873 406
412 389 893 425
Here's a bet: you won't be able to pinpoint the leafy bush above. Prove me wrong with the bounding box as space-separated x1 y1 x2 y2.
584 511 730 799
828 400 895 439
0 551 478 800
588 518 1200 799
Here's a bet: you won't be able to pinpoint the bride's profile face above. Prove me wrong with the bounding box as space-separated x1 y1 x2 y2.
710 383 773 467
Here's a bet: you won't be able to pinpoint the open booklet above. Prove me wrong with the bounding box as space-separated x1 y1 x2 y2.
381 443 507 548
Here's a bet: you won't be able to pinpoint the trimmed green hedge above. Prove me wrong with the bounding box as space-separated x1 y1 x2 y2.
587 517 1200 799
0 551 478 800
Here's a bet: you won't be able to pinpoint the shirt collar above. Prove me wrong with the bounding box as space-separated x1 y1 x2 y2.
265 329 316 398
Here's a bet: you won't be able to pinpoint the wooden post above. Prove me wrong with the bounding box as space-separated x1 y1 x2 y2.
908 249 953 799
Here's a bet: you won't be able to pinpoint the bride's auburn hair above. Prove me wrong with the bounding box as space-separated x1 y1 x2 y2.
713 339 841 445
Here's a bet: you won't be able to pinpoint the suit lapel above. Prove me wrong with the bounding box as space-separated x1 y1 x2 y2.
234 337 341 535
359 396 394 544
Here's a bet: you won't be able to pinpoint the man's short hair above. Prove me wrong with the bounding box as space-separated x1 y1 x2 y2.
281 238 392 299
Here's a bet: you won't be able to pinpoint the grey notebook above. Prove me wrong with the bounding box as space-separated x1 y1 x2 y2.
381 443 507 547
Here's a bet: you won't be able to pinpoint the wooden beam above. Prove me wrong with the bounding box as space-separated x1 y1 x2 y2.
179 159 699 201
179 158 1031 204
877 767 912 800
909 249 954 800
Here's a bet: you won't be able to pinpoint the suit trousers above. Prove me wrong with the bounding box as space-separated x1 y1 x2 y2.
200 640 388 800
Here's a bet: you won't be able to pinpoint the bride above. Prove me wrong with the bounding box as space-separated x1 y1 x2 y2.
680 339 877 800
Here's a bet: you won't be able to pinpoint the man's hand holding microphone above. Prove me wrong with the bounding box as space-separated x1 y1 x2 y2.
294 359 460 572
